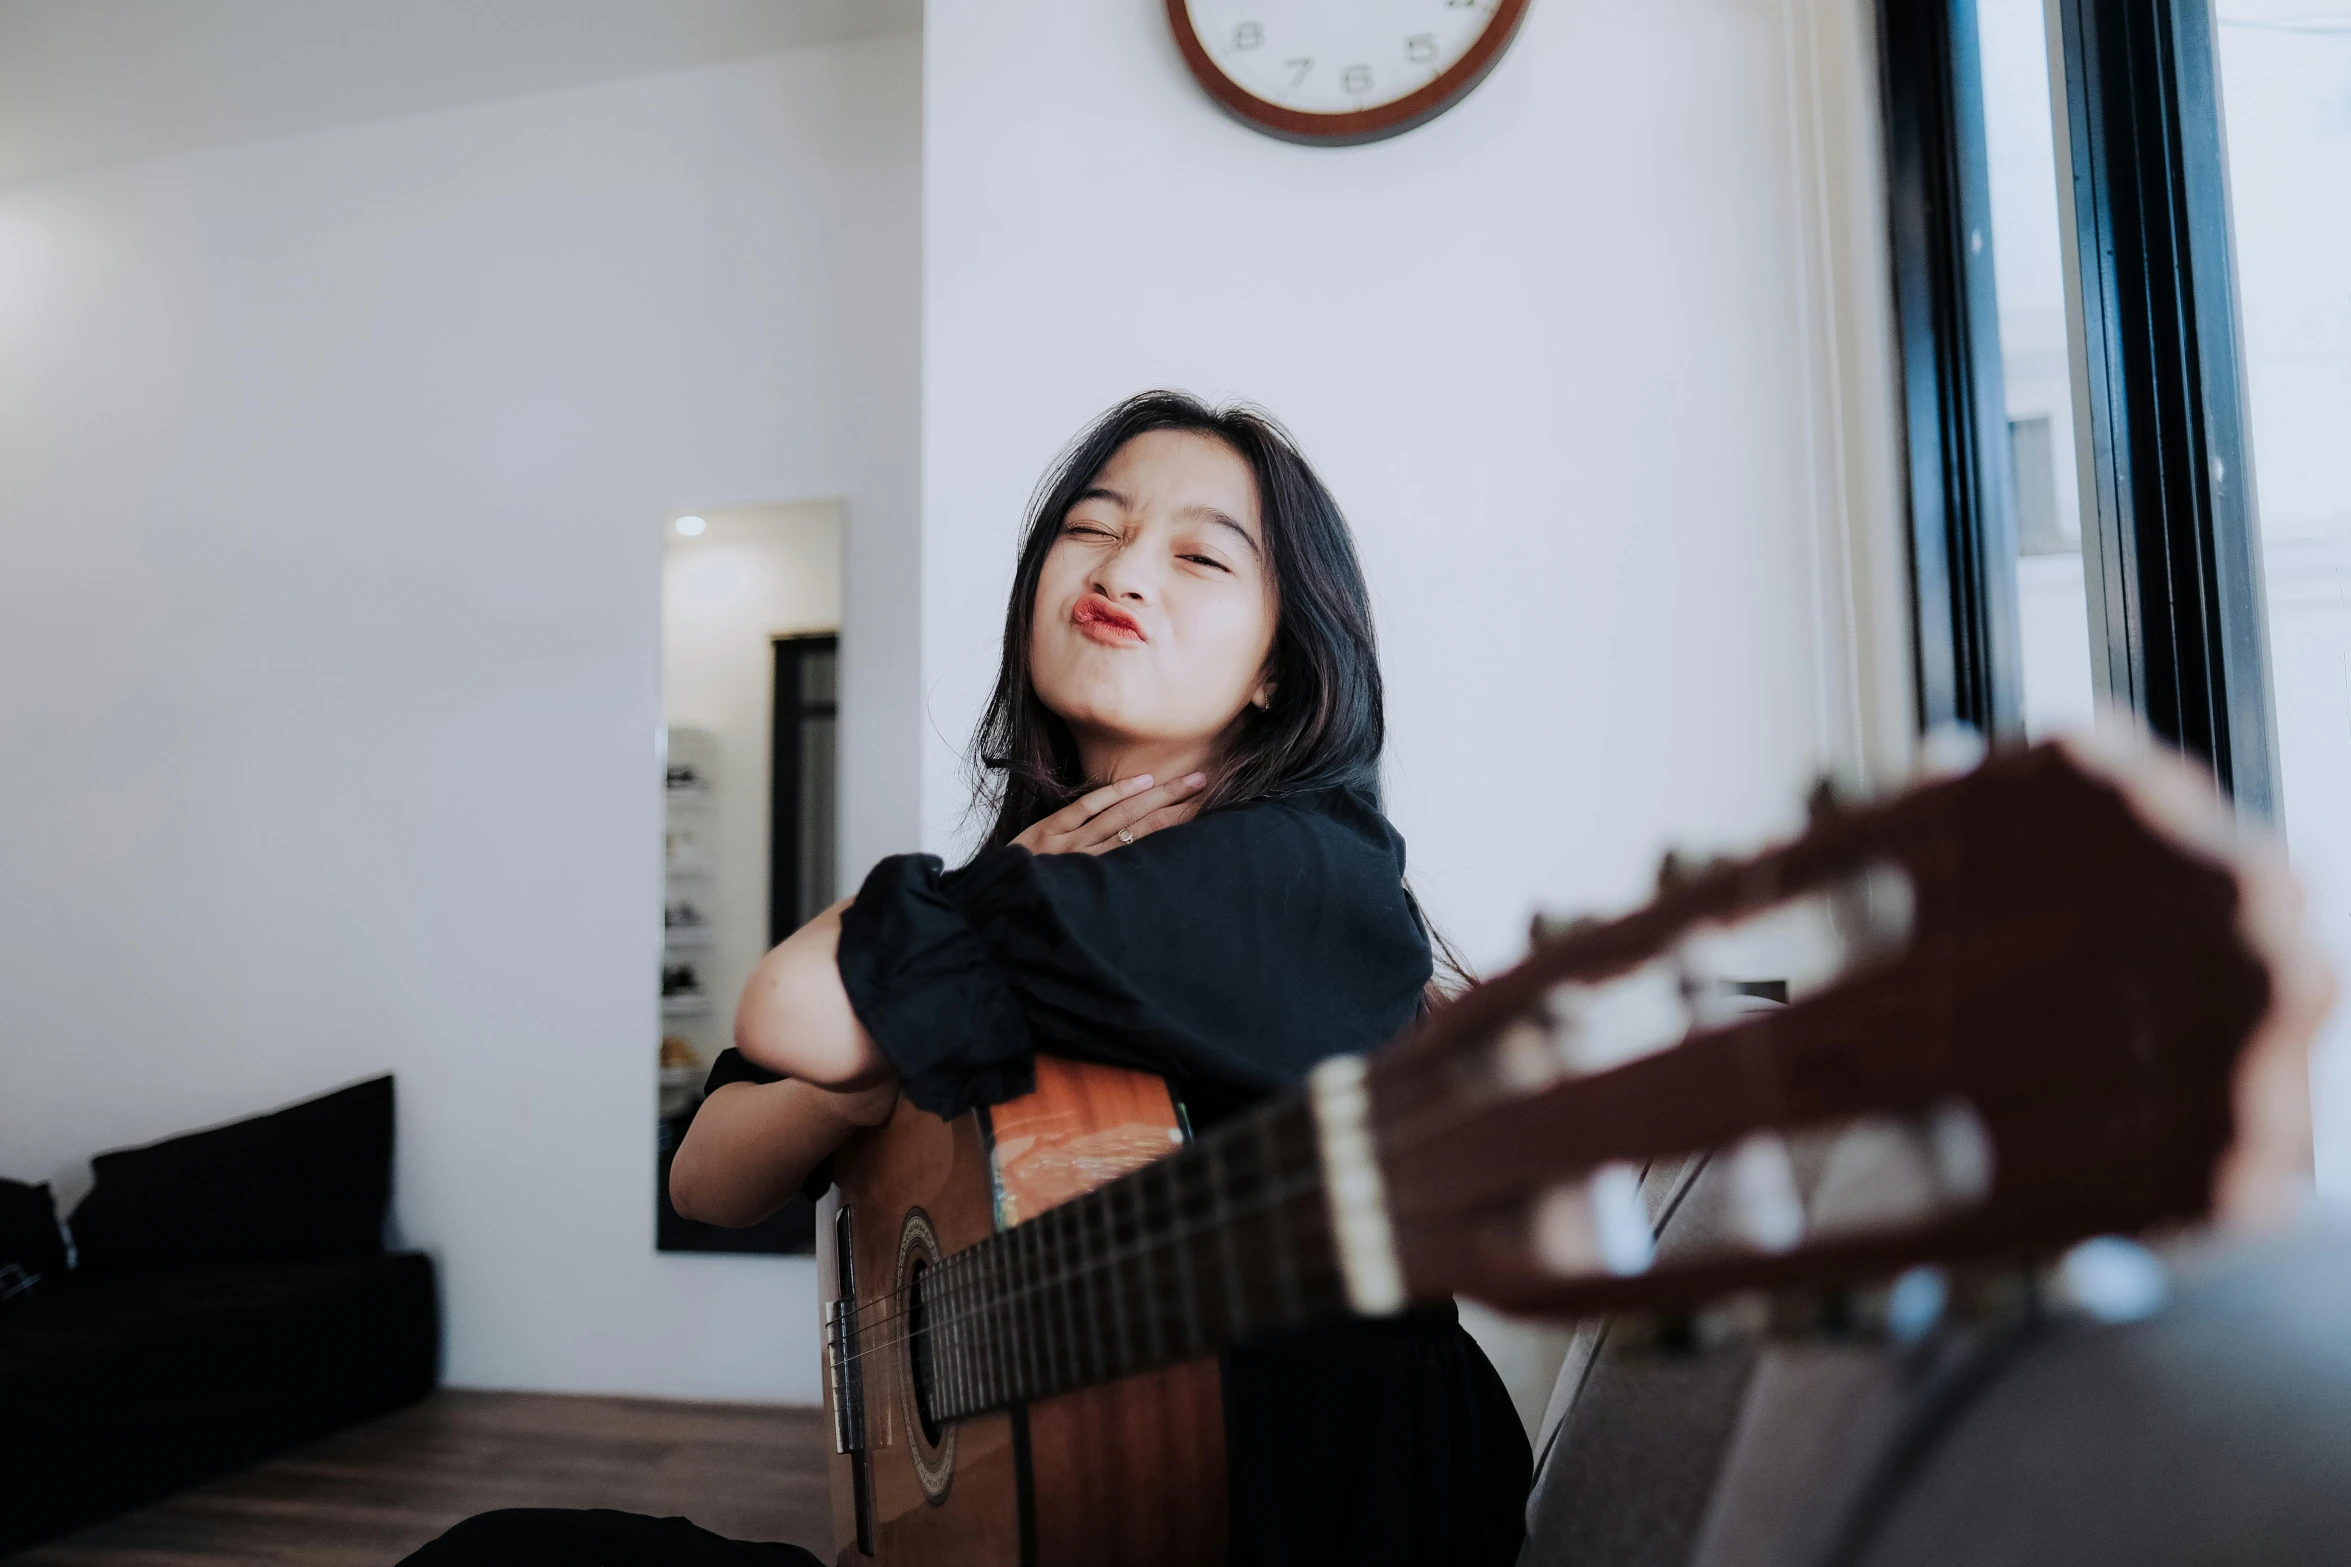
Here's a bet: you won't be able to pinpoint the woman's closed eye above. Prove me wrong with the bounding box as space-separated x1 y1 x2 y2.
1181 552 1232 572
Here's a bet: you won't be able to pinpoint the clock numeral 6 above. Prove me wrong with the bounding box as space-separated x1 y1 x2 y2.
1406 33 1437 63
1232 21 1262 49
1342 64 1373 93
1286 56 1313 87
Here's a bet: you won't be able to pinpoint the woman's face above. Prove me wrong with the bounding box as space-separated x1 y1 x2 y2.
1028 429 1279 771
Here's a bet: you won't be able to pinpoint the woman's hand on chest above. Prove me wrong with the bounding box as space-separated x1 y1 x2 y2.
1012 771 1206 857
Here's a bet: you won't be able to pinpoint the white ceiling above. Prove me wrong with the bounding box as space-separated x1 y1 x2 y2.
0 0 922 188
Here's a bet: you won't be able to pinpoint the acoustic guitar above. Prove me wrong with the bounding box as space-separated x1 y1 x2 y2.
814 735 2291 1567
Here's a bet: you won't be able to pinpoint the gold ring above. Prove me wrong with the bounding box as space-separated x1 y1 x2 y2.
1116 829 1135 845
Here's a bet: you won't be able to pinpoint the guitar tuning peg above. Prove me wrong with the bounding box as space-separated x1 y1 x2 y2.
1806 775 1843 824
1528 911 1598 948
1656 848 1691 897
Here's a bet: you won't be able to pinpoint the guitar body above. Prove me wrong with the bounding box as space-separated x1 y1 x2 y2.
817 1055 1228 1567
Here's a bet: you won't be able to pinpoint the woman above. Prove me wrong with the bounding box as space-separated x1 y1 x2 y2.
408 392 1530 1566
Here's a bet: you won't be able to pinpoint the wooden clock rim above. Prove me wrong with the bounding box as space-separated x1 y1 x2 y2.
1165 0 1532 147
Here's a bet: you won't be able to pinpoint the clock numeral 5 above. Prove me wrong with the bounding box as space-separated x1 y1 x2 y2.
1342 64 1373 93
1232 21 1262 49
1406 33 1437 63
1286 56 1313 87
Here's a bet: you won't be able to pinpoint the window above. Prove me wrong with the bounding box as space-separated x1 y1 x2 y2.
1880 0 2345 1191
2212 4 2351 1196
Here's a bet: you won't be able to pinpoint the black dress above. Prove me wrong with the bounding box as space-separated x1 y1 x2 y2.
405 786 1528 1567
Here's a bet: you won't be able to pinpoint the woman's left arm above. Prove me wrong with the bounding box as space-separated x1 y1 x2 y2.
744 775 1202 1088
733 898 891 1088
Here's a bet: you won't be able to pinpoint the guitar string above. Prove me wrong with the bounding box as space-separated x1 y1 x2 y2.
829 1163 1331 1385
828 1157 1326 1381
834 1104 1318 1333
829 1050 1591 1383
830 1009 1710 1384
829 1042 1633 1368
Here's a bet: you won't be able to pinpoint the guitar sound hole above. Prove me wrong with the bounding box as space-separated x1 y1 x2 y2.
905 1256 944 1446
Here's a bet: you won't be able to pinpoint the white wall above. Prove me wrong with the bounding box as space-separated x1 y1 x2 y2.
0 34 921 1402
920 0 1900 1428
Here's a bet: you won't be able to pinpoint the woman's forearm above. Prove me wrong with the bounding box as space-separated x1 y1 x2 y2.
733 898 891 1088
669 1077 892 1227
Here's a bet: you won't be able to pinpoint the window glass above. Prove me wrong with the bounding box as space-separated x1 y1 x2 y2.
2215 3 2351 1198
1972 0 2099 739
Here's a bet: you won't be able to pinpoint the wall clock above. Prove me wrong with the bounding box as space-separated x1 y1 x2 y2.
1167 0 1531 146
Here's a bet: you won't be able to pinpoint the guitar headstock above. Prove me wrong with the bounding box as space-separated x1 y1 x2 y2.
1366 729 2326 1320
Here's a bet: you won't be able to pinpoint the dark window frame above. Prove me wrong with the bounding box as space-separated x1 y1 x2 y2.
769 632 841 945
1878 0 2026 742
1875 0 2281 815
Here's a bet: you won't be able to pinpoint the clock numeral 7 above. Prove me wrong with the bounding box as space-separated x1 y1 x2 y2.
1232 21 1262 49
1286 56 1313 87
1342 64 1373 93
1406 33 1437 63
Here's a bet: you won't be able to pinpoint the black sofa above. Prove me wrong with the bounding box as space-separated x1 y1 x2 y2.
0 1076 439 1556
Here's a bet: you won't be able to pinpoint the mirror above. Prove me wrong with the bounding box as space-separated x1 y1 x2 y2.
653 502 842 1254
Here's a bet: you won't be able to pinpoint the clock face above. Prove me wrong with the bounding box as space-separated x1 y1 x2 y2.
1171 0 1527 143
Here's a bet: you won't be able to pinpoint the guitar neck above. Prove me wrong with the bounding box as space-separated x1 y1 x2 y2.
916 1092 1350 1421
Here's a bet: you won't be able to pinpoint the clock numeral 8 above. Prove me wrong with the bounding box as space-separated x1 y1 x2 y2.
1406 33 1437 63
1342 64 1373 93
1232 21 1262 49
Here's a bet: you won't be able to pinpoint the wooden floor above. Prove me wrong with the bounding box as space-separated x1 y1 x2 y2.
14 1391 833 1567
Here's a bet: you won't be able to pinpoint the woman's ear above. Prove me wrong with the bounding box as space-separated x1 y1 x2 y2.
1251 680 1276 711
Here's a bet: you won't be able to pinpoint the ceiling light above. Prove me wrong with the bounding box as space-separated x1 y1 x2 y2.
674 515 707 537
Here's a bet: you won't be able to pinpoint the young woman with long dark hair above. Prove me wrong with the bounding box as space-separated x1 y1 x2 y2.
406 392 1529 1566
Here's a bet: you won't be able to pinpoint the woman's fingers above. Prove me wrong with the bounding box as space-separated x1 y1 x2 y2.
1014 773 1158 853
1120 798 1204 842
1082 773 1207 852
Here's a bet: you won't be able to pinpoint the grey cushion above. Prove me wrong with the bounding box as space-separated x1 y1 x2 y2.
1524 1207 2351 1567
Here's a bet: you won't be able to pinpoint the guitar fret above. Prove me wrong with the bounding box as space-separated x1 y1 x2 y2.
1099 1193 1133 1379
1013 1221 1036 1404
1039 1212 1057 1400
1048 1208 1074 1394
940 1258 960 1417
1076 1212 1104 1390
985 1241 1006 1409
1161 1165 1203 1362
1081 1205 1102 1385
1258 1109 1305 1327
954 1255 972 1413
940 1258 959 1417
1127 1174 1163 1367
1206 1135 1250 1343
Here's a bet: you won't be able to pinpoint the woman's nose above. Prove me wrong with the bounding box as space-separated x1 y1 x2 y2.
1091 552 1154 603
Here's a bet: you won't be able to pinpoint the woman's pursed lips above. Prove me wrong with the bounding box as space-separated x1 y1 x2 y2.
1072 598 1147 643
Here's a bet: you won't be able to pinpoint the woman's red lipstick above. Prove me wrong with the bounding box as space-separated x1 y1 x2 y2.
1073 598 1146 644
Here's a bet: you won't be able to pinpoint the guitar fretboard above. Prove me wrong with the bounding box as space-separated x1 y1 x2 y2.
912 1095 1346 1420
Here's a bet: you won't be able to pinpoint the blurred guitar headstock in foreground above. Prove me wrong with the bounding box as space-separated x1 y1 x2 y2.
1365 725 2332 1321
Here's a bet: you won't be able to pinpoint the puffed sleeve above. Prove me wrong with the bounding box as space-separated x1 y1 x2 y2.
835 789 1432 1119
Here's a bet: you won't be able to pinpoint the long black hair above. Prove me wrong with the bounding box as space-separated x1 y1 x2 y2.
970 391 1386 853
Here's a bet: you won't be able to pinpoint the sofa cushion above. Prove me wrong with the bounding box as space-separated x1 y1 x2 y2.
0 1251 439 1554
69 1075 393 1267
0 1179 69 1304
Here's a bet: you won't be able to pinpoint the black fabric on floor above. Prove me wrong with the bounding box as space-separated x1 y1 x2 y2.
399 1509 824 1566
0 1251 438 1555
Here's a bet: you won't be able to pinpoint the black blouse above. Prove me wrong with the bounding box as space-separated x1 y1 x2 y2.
712 786 1528 1567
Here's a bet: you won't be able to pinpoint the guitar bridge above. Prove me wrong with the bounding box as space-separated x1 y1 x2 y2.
826 1296 868 1454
